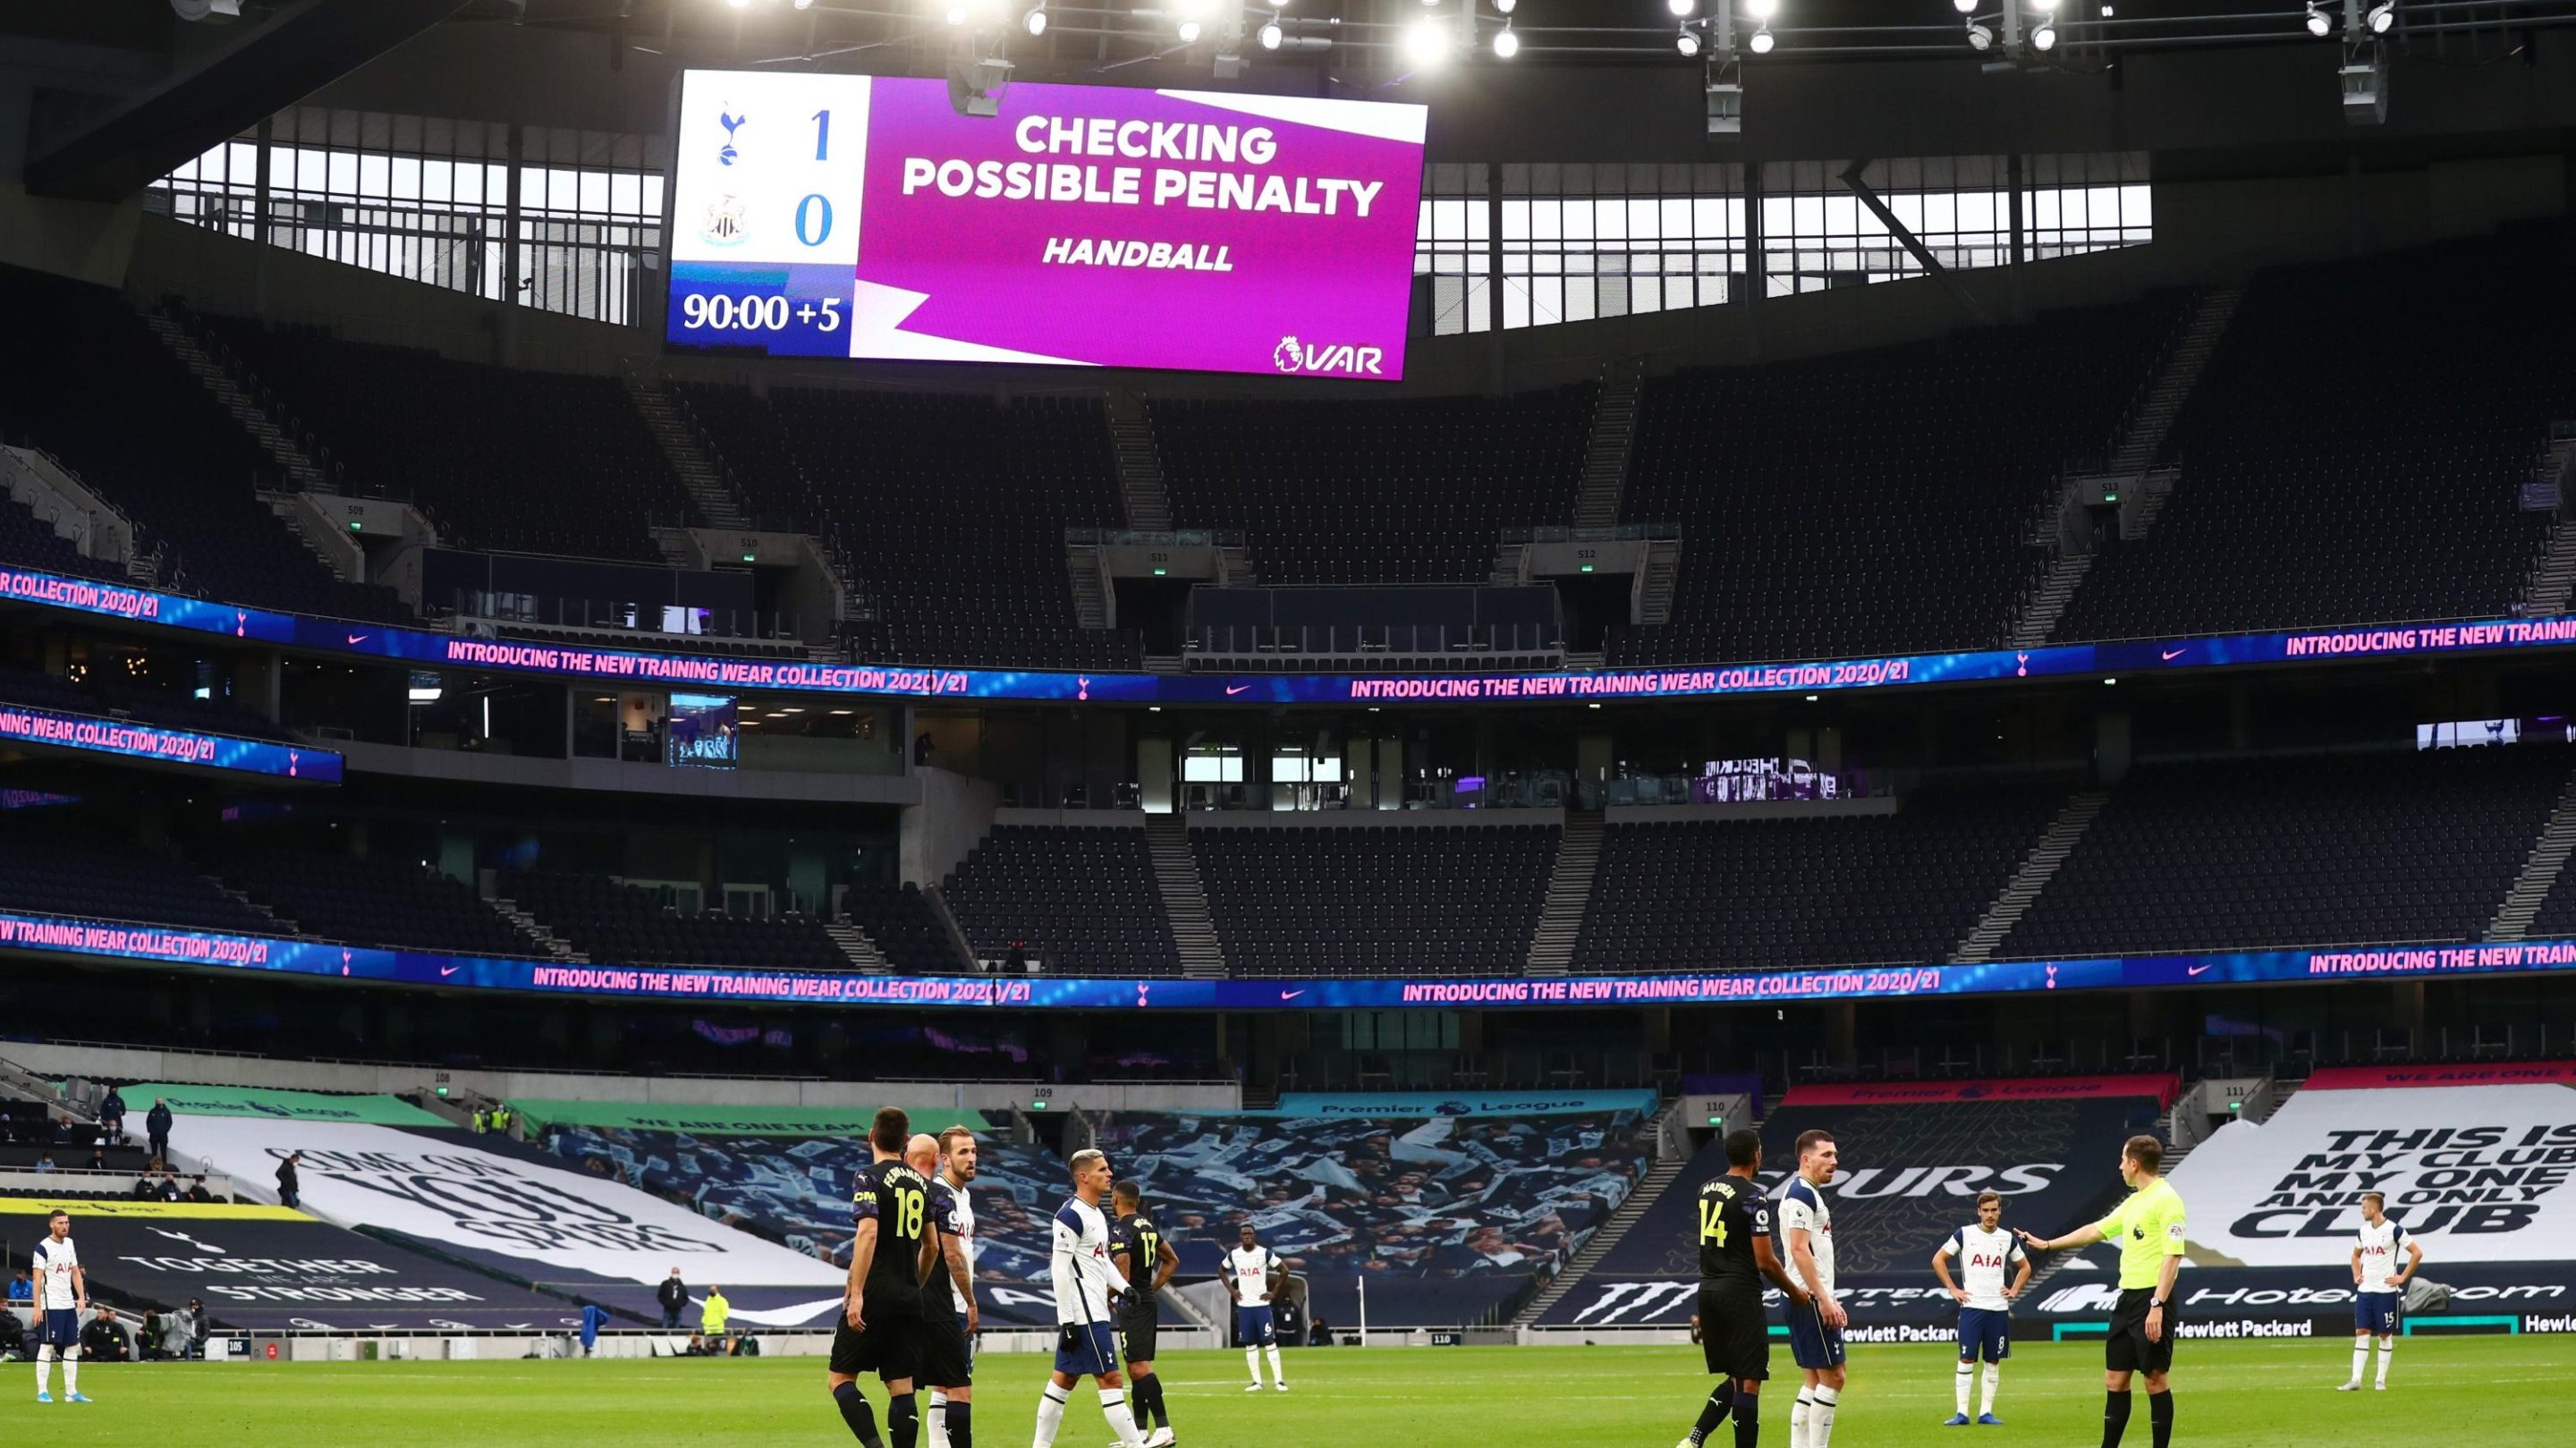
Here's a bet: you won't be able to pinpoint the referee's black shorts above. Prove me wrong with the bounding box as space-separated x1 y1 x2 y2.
830 1309 923 1382
2105 1287 2178 1376
1697 1284 1770 1383
1119 1308 1160 1365
919 1310 974 1388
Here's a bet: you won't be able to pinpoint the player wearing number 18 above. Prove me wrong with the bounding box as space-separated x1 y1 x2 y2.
1676 1129 1809 1448
830 1107 943 1448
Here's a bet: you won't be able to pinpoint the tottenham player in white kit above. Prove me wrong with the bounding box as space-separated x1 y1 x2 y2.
2341 1191 2420 1392
1931 1190 2031 1425
30 1208 92 1403
1030 1149 1147 1448
1223 1224 1288 1392
1780 1130 1844 1448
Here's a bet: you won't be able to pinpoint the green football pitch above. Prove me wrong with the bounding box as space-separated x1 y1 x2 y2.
14 1338 2570 1447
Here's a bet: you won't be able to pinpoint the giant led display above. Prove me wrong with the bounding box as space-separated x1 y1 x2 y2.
664 72 1425 377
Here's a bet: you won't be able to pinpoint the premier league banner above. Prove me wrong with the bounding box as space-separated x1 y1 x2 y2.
2167 1082 2576 1266
665 72 1424 378
168 1117 852 1327
14 1198 592 1330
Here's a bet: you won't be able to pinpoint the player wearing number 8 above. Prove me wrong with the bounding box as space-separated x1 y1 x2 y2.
829 1107 943 1448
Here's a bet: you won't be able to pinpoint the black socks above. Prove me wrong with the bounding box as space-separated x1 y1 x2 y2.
947 1400 974 1448
2101 1391 2132 1448
890 1392 919 1448
1136 1375 1171 1430
1688 1386 1733 1445
1731 1390 1760 1448
835 1382 885 1448
2148 1390 2173 1448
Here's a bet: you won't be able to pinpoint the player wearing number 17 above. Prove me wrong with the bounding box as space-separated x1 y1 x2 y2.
1675 1130 1809 1448
830 1107 943 1448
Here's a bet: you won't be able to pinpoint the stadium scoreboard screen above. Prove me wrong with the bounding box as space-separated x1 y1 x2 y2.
663 71 1426 378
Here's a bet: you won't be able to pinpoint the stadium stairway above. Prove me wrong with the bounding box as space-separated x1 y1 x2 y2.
485 895 588 962
1145 815 1227 977
1572 355 1645 529
142 303 335 493
622 364 747 530
2485 765 2576 942
2110 284 2242 473
2519 423 2576 615
1525 808 1604 975
1949 789 2106 963
825 919 893 972
1106 386 1172 530
1512 1152 1687 1327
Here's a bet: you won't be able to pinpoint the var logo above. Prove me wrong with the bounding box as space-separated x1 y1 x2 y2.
1274 335 1385 377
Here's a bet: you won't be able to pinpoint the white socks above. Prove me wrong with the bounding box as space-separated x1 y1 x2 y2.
1980 1364 2000 1417
34 1345 51 1395
1809 1385 1839 1448
1033 1384 1069 1448
1265 1344 1285 1387
928 1392 950 1448
1955 1364 1975 1416
1245 1346 1263 1384
2375 1337 2394 1386
2351 1342 2369 1383
36 1346 80 1396
1791 1393 1811 1448
1099 1388 1144 1448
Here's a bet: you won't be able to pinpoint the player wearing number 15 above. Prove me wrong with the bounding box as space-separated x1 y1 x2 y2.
1675 1130 1809 1448
830 1107 944 1448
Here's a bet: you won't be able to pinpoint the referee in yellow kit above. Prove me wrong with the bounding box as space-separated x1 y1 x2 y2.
2018 1134 2186 1448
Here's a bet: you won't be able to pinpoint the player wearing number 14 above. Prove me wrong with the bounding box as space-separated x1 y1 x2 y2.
1675 1130 1809 1448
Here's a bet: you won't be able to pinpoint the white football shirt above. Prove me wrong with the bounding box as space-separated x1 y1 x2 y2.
2355 1218 2409 1290
1049 1197 1128 1327
1778 1178 1836 1299
1939 1223 2028 1311
1226 1244 1282 1307
31 1235 80 1308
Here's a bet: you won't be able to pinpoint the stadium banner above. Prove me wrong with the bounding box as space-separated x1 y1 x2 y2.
2169 1083 2576 1266
2301 1062 2576 1089
17 563 2576 711
166 1116 851 1325
507 1098 988 1136
1782 1074 2182 1110
0 1197 307 1221
1270 1089 1660 1118
117 1082 451 1126
0 700 339 783
14 906 2576 1011
664 73 1424 378
14 1198 594 1330
1538 1263 2576 1336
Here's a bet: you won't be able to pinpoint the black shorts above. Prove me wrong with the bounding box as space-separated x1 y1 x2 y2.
919 1312 974 1388
2106 1288 2177 1376
1697 1284 1770 1384
831 1310 922 1381
1119 1308 1160 1364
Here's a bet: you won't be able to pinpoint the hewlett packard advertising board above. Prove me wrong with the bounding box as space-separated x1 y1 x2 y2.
665 72 1424 377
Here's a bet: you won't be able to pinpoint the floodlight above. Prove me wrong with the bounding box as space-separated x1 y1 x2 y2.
1749 23 1774 51
1402 15 1449 63
1259 19 1283 47
1744 0 1777 20
2030 19 2055 47
1966 20 1992 48
2366 0 2394 33
1492 24 1519 56
1667 0 1696 17
2305 2 2331 36
1677 27 1701 55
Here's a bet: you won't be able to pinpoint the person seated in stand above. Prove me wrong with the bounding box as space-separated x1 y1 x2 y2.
81 1313 131 1363
131 1169 158 1198
5 1269 30 1302
684 1331 712 1357
186 1175 215 1204
140 1311 170 1361
31 1152 56 1173
155 1171 183 1202
85 1147 108 1173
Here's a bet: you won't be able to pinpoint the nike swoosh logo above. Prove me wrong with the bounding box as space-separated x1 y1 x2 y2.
1280 988 1306 1000
2186 965 2213 977
2160 648 2186 661
1225 685 1250 696
440 967 461 978
347 633 370 646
